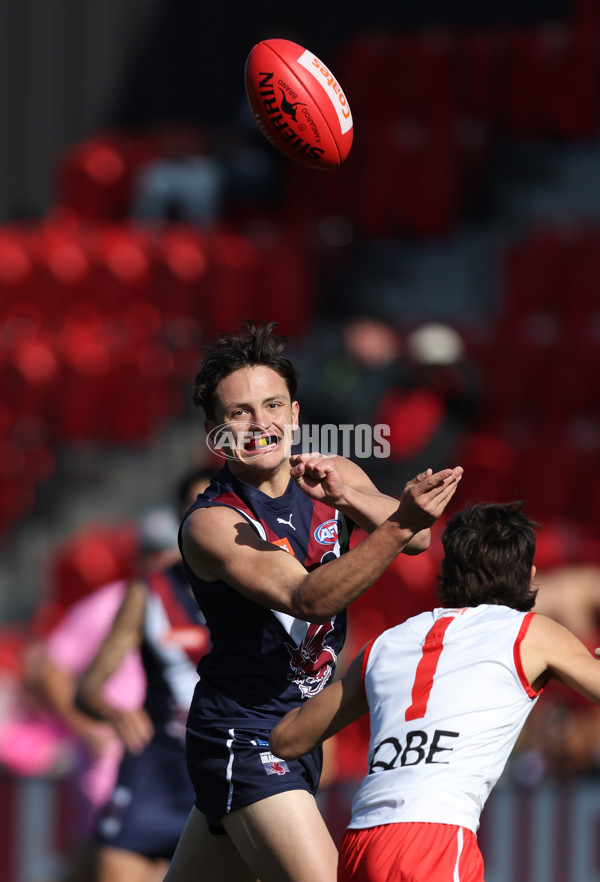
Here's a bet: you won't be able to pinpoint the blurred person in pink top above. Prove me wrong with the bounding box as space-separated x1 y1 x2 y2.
28 500 189 882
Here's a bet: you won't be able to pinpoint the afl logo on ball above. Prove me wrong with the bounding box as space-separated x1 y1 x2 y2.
314 519 340 545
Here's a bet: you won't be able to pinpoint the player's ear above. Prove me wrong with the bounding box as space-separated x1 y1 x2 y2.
291 400 299 427
529 565 536 585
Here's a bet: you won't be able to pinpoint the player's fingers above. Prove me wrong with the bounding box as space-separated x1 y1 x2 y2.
290 459 305 476
302 456 336 478
431 474 462 504
412 466 463 497
405 467 434 488
428 482 459 513
290 451 325 466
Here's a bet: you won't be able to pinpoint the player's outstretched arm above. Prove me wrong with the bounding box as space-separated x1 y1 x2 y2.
270 650 369 760
183 465 463 623
290 453 404 529
290 454 445 552
523 613 600 702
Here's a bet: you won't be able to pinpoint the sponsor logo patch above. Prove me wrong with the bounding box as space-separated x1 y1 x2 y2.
314 519 340 545
297 50 353 134
260 751 289 776
273 537 295 556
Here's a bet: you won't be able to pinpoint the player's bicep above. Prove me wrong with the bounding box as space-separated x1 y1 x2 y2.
183 507 309 612
525 614 600 702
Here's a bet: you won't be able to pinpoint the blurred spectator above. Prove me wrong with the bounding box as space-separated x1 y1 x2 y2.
132 155 225 225
130 120 279 226
370 321 481 495
23 504 181 882
13 465 213 882
73 467 214 882
288 313 403 440
289 317 480 497
0 627 70 781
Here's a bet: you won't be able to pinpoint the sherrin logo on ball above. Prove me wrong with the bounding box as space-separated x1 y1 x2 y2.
244 38 353 170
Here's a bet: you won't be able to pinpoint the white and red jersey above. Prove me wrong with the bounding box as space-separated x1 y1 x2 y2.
349 604 543 834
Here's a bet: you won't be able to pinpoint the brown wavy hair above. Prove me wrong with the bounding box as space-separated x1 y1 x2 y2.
192 321 300 420
438 501 538 611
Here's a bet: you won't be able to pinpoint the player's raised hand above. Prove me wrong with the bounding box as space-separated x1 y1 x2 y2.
393 466 463 534
290 453 346 506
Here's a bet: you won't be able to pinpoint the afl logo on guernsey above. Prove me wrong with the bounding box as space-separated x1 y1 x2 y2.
314 519 341 545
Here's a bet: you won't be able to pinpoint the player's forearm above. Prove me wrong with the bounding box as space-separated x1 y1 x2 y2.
271 666 367 759
334 482 399 533
290 518 415 622
402 528 431 554
75 681 118 722
335 484 430 553
270 705 322 759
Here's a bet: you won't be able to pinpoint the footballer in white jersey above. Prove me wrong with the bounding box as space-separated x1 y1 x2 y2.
272 502 600 882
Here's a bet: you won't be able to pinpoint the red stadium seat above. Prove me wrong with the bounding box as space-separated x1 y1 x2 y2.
501 225 576 320
334 30 458 130
501 26 600 139
55 133 158 221
153 225 211 322
452 432 518 505
353 120 462 238
47 523 139 611
0 227 37 319
240 220 317 338
453 30 508 127
86 224 155 317
28 222 94 318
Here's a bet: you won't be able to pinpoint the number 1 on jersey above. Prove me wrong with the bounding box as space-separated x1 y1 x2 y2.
405 616 454 721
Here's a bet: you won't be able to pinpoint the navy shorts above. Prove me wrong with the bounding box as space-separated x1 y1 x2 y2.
96 728 196 859
186 724 323 833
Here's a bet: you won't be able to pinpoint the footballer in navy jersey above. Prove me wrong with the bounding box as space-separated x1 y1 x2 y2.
165 321 463 882
182 464 351 727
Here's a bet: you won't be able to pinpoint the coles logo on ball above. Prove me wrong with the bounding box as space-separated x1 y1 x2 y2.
297 50 353 135
314 519 340 545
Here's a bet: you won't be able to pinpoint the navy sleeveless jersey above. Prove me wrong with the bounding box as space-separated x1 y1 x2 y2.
180 465 352 727
140 562 210 731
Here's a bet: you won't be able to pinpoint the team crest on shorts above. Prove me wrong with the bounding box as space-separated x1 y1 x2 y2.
260 750 290 776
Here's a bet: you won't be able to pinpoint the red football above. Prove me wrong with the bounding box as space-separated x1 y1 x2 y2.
244 38 353 170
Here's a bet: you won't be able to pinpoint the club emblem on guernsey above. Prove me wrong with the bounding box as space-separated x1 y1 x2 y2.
286 622 337 698
314 519 340 545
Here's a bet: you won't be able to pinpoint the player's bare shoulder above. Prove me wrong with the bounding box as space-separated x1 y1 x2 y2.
182 504 253 582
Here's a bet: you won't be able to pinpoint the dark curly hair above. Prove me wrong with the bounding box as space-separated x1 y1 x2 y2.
192 321 300 420
438 501 538 611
